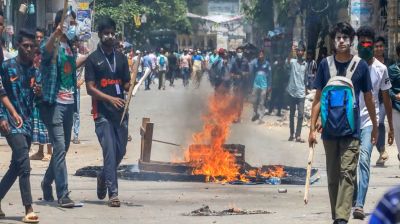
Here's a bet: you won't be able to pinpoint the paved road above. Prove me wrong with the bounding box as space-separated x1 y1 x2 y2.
0 79 398 224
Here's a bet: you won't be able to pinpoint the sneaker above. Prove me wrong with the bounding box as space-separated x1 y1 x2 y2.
288 136 294 141
108 195 121 207
251 113 260 122
58 195 75 208
41 181 54 202
376 149 389 166
353 207 365 220
333 219 348 224
72 138 80 144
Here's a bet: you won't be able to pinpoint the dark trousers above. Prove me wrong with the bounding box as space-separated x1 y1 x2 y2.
233 82 245 119
268 88 284 115
289 96 305 138
95 117 128 197
0 134 33 206
40 103 74 200
168 67 177 85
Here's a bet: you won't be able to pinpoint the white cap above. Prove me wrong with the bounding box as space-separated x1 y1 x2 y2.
136 50 141 54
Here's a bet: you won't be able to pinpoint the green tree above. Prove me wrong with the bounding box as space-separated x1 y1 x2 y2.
94 0 191 45
244 0 349 54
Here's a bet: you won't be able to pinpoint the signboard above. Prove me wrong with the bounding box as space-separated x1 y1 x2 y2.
350 0 374 29
208 0 239 16
78 3 90 10
77 10 92 41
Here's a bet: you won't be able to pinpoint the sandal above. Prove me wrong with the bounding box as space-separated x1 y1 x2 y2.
108 196 121 207
295 137 305 143
29 152 44 161
22 212 39 223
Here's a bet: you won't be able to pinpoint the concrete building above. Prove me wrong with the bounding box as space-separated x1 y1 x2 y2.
182 0 247 51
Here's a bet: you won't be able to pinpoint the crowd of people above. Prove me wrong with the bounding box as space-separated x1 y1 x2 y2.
0 5 397 224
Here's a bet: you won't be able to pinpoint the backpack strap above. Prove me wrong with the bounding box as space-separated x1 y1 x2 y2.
345 55 361 80
327 56 337 77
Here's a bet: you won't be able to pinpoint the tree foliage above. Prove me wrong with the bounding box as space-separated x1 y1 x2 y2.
94 0 191 43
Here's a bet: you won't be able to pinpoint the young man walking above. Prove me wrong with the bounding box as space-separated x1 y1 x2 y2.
39 9 81 208
352 26 394 220
309 22 378 224
0 29 39 223
85 17 131 207
374 36 392 166
388 44 400 168
286 44 307 143
250 50 271 124
230 47 250 122
157 49 168 90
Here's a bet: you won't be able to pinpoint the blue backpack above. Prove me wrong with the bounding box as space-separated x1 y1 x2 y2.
159 56 166 67
320 55 361 137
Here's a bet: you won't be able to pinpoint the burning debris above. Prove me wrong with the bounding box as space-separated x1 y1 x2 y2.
184 205 273 216
185 93 295 184
75 93 320 185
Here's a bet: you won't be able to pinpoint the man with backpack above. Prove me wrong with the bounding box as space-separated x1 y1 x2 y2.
352 26 394 220
308 22 378 224
157 49 168 90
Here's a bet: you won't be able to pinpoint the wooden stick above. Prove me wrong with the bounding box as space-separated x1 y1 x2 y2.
120 55 141 125
304 144 315 205
51 0 68 64
131 67 151 97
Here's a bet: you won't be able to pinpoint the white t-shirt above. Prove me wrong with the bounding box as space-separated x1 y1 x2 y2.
157 55 168 71
359 58 392 129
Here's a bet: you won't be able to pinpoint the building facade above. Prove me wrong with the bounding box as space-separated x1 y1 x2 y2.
181 0 247 51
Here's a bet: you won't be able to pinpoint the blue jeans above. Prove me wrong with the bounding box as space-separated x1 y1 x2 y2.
40 103 74 200
354 125 373 208
376 103 386 152
95 116 128 197
182 67 190 86
73 89 80 140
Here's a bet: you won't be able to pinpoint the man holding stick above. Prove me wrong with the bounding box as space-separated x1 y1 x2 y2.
308 22 377 224
85 17 131 207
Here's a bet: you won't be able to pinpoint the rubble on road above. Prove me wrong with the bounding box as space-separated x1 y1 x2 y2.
184 205 273 216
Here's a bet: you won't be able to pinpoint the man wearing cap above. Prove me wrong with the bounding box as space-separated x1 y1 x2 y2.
286 44 307 143
133 50 143 82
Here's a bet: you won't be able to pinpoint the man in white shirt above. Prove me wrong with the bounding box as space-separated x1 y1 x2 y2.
157 49 168 90
353 26 394 220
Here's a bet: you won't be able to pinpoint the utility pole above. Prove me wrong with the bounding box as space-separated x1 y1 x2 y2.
388 0 398 59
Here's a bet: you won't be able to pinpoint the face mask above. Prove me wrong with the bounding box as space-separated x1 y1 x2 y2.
66 25 77 40
237 53 243 58
357 43 374 61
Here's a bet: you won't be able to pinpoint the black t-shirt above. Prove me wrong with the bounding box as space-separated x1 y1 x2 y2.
168 54 177 69
85 45 130 122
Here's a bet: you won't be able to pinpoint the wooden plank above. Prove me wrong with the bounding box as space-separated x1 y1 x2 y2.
142 122 154 162
140 118 150 161
138 160 194 174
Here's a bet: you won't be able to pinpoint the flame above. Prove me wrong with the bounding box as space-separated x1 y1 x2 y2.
185 91 287 182
186 92 240 182
247 166 287 178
